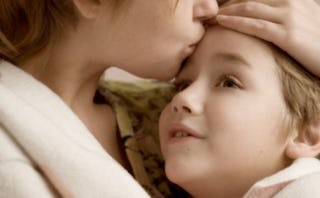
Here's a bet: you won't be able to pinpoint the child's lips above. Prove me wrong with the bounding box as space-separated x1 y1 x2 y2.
167 123 204 142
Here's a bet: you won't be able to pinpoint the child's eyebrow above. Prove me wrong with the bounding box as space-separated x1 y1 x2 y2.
212 52 251 68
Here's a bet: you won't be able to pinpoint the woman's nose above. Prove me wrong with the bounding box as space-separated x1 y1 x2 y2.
193 0 219 21
171 89 203 115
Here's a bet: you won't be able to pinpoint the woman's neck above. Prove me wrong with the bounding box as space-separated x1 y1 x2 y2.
18 36 131 165
16 23 132 169
20 51 130 165
20 28 112 107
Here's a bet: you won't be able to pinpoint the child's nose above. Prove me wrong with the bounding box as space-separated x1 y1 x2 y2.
171 90 204 115
193 0 219 21
173 104 192 114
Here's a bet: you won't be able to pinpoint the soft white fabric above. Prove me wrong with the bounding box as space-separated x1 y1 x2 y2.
0 60 150 198
244 158 320 198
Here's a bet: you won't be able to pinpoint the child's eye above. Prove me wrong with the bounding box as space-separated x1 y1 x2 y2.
174 80 191 92
217 75 241 89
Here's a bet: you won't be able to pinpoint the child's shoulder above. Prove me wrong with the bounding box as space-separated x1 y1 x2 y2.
275 159 320 198
275 172 320 198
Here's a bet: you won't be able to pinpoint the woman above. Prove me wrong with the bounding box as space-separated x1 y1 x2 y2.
0 0 218 197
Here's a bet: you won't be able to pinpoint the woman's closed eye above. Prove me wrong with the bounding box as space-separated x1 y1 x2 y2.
174 80 192 92
216 74 242 89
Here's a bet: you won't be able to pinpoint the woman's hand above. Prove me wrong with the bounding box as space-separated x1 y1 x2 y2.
216 0 320 77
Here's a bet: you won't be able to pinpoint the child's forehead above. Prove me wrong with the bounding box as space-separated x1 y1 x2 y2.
205 26 262 45
201 26 274 60
182 26 278 74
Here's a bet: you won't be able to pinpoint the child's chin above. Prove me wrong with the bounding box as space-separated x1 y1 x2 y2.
165 160 195 186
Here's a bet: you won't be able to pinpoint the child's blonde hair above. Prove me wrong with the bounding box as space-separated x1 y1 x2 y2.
273 47 320 156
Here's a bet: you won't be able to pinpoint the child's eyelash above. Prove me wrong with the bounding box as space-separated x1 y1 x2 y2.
174 75 242 92
216 74 242 89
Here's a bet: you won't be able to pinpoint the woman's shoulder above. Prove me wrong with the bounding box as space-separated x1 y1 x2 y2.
0 124 58 197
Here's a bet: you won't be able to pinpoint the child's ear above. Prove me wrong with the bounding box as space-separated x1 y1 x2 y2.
286 120 320 159
72 0 101 19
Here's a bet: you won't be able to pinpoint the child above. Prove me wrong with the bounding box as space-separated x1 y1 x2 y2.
159 25 320 198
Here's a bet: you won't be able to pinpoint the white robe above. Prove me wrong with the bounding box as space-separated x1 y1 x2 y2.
0 60 150 198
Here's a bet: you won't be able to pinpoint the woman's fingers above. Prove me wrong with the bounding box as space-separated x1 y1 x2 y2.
219 1 283 23
216 15 285 44
216 0 320 77
222 0 278 7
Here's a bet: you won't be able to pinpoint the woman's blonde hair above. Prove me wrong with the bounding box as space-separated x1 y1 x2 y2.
0 0 78 64
273 47 320 139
